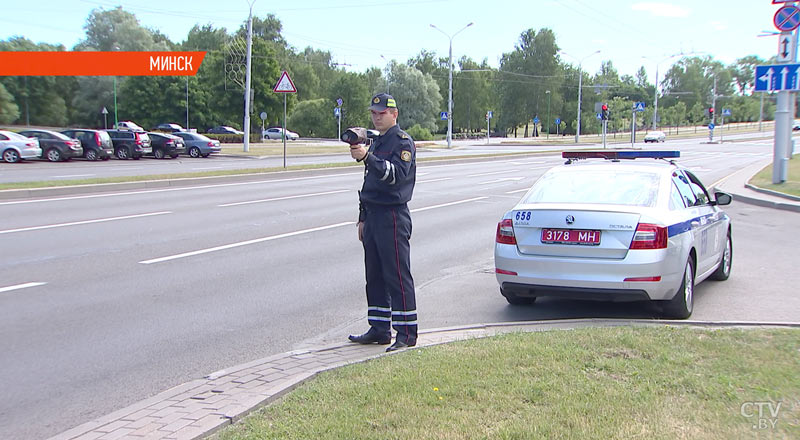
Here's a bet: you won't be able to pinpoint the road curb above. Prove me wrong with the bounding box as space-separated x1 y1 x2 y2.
48 319 800 440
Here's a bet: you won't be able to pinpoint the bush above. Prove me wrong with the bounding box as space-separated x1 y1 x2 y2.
405 124 433 141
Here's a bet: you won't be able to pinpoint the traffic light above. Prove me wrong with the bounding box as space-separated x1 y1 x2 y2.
601 104 609 121
708 107 714 118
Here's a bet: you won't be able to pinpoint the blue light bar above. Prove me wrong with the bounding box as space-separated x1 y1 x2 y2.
562 150 680 160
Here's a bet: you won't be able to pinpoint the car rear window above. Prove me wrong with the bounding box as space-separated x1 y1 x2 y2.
522 170 661 207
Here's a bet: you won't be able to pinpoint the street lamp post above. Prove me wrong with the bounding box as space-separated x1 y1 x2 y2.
645 53 688 130
545 90 551 140
561 50 600 143
431 22 473 149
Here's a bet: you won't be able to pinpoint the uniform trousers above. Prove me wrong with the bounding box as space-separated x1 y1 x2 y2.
361 203 417 344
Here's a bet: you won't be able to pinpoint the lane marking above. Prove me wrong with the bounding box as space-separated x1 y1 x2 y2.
417 177 453 184
505 188 529 194
140 197 490 264
0 282 47 294
219 190 350 207
410 197 488 213
0 211 172 235
0 172 364 206
467 170 520 177
139 222 355 264
480 177 525 185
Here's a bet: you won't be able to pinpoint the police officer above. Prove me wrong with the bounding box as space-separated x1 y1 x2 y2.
348 93 417 352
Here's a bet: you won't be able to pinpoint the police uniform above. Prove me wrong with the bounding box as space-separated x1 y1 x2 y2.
350 93 417 351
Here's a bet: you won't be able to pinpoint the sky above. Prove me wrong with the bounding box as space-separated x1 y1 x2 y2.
0 0 787 85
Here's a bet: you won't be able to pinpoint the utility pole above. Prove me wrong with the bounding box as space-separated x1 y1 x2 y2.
430 23 473 149
243 1 255 152
546 90 551 140
710 76 717 143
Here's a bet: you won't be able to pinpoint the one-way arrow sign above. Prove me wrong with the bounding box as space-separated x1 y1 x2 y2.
755 63 800 91
778 31 796 63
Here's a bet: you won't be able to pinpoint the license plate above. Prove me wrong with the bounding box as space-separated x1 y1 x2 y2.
541 228 601 245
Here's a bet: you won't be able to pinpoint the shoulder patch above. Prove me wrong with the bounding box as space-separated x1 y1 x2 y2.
401 150 412 162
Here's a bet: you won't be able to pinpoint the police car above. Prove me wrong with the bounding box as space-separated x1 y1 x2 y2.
494 151 732 319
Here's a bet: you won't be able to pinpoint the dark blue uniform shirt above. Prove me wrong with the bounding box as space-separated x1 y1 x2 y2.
358 124 416 218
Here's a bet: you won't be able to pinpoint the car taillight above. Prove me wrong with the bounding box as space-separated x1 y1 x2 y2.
207 141 215 146
495 268 518 276
496 219 516 245
94 132 102 147
630 223 667 249
166 141 174 146
624 276 662 282
135 134 144 145
26 142 36 147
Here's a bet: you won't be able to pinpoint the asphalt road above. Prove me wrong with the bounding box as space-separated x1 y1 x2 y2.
1 136 797 439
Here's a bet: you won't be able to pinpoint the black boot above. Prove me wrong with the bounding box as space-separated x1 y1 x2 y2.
348 328 391 345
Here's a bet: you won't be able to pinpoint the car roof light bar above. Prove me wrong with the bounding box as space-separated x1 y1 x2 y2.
562 150 680 161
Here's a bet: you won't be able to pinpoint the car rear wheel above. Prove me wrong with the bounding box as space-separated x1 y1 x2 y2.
85 149 98 161
154 149 165 159
710 232 732 281
664 258 694 319
3 149 21 163
500 288 536 305
46 148 62 162
115 147 130 160
189 147 201 158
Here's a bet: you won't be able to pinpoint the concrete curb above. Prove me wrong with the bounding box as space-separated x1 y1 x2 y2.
48 319 800 440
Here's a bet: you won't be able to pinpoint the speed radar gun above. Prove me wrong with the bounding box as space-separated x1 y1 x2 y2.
341 127 379 146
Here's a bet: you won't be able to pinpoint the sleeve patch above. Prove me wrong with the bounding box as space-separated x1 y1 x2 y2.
401 150 412 162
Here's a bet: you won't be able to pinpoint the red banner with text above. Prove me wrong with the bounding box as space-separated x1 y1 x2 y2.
0 51 207 76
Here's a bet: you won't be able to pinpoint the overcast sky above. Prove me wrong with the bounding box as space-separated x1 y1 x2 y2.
0 0 785 85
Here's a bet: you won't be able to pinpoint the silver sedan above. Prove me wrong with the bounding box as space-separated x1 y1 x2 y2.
494 151 733 319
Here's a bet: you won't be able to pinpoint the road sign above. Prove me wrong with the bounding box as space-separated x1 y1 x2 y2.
555 118 561 125
722 108 732 117
533 116 540 124
774 5 800 32
334 107 340 117
596 113 602 120
336 98 343 107
260 111 267 120
754 64 800 91
273 71 297 93
440 111 448 121
634 102 645 112
777 31 796 63
708 123 715 130
101 107 108 114
487 111 493 118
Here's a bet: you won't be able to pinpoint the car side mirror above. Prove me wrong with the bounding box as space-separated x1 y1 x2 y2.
713 191 732 206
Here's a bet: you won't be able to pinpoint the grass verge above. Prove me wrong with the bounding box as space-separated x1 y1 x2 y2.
214 326 799 440
749 155 800 197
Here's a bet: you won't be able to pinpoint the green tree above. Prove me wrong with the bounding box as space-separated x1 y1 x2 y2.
288 98 333 137
454 57 495 133
0 83 20 124
383 62 441 132
328 72 371 130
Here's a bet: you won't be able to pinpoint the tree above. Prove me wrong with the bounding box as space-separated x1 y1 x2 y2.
454 57 495 133
288 99 334 137
0 83 20 124
76 7 168 51
327 72 371 130
383 62 441 132
730 55 764 95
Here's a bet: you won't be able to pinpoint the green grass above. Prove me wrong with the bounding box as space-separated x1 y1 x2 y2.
214 326 799 440
749 155 800 197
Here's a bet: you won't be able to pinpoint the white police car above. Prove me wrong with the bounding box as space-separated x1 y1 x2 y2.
494 151 732 318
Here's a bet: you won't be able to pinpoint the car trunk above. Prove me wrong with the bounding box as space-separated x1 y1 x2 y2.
511 208 640 259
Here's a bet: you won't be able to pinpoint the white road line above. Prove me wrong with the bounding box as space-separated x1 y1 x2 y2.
139 221 355 264
109 167 143 171
0 172 364 206
219 190 350 207
0 282 47 294
0 211 172 235
191 166 226 170
411 197 488 213
505 188 529 194
480 177 525 185
140 196 490 264
417 177 453 184
467 170 520 177
52 174 96 178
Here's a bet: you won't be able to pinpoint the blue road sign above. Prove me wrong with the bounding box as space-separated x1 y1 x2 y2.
555 118 561 125
634 102 645 112
774 5 800 32
533 117 540 124
487 111 493 118
708 123 715 130
596 113 602 120
336 98 343 107
722 108 732 117
334 107 340 117
440 112 448 120
754 64 800 91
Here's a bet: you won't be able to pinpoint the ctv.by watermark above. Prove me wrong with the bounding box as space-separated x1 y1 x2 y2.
740 399 797 430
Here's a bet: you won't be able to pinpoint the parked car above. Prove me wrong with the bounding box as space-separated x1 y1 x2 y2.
153 123 185 133
0 130 41 163
494 150 732 319
105 129 152 159
643 131 666 143
207 125 244 135
173 131 222 158
61 129 114 161
147 132 186 159
115 121 145 132
263 127 299 140
18 129 83 162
